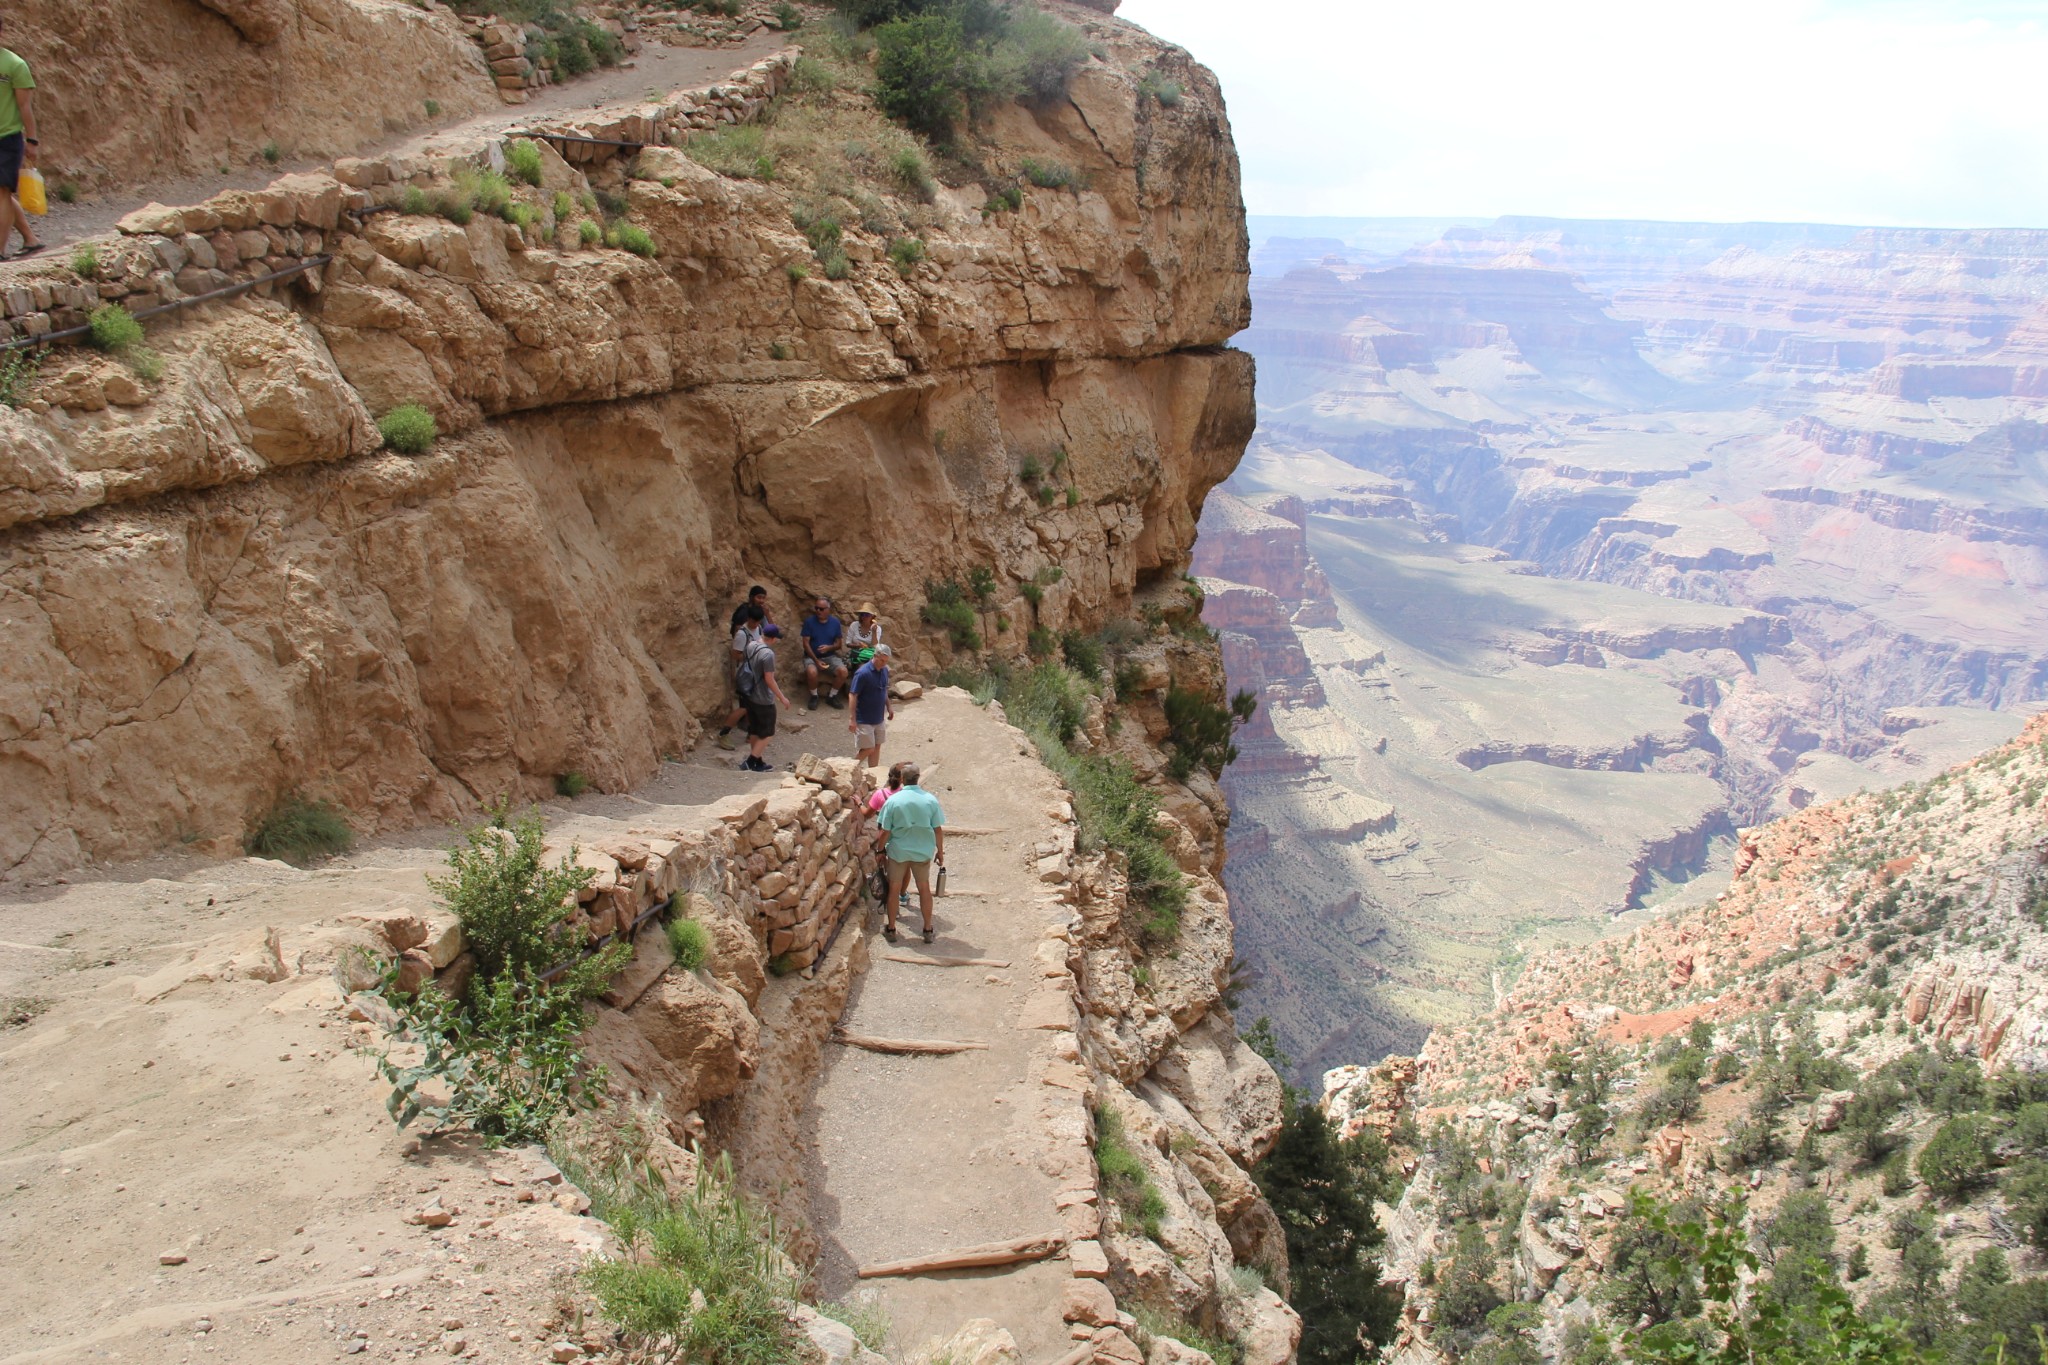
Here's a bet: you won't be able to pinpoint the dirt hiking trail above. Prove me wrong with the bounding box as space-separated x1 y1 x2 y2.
805 688 1082 1361
0 687 1094 1363
2 30 788 269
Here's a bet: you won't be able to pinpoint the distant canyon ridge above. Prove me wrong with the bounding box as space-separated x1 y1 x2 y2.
1198 216 2048 1078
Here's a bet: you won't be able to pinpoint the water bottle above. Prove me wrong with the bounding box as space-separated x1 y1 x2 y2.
936 862 948 898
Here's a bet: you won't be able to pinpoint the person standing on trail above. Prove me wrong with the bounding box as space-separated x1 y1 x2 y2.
848 643 894 770
716 587 772 750
800 596 849 711
0 17 44 261
735 622 791 773
845 602 885 664
876 761 945 944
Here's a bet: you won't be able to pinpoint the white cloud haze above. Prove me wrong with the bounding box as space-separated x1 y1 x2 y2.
1115 0 2048 227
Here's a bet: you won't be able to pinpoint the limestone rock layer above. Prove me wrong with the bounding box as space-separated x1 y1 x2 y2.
0 8 1253 879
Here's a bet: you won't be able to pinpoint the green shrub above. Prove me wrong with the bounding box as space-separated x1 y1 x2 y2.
770 341 792 360
609 223 658 258
1140 71 1184 107
1060 630 1104 680
887 235 925 276
70 244 98 280
889 147 936 200
579 218 603 246
428 809 623 993
87 304 143 352
1095 1104 1167 1240
425 98 443 117
54 179 78 204
371 967 601 1141
1026 625 1056 660
261 140 282 165
873 12 975 139
687 125 776 181
1020 581 1043 607
401 184 431 215
125 346 165 382
1917 1113 1993 1199
582 1155 802 1365
1162 685 1257 781
774 1 804 30
246 793 354 864
983 184 1023 215
502 201 539 230
506 138 545 186
553 190 574 219
1020 157 1078 190
921 577 981 651
667 914 710 973
790 55 835 94
0 348 40 410
786 262 810 282
1034 484 1057 507
553 24 596 76
993 6 1091 101
378 404 439 454
1132 1307 1238 1365
555 770 591 798
1065 485 1080 507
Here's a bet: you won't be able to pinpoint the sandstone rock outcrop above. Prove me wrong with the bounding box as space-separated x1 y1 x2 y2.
0 9 1251 880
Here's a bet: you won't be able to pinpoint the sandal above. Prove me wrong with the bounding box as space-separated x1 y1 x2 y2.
14 242 45 258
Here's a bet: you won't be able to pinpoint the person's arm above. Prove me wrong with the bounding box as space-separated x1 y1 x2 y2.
934 823 945 866
768 665 792 707
17 89 36 162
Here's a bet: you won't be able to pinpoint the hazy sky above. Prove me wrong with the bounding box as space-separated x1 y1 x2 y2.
1116 0 2048 228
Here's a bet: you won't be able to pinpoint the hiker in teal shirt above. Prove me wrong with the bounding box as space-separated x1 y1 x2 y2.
876 762 945 944
0 16 44 260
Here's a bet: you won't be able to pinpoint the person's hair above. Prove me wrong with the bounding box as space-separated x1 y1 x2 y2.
744 604 765 623
899 762 921 786
885 763 904 790
748 584 768 600
814 597 831 610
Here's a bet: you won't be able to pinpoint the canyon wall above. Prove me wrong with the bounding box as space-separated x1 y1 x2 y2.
1207 217 2047 1075
0 5 1251 881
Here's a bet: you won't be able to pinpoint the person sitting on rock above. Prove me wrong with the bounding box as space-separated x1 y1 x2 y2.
735 622 791 773
846 601 885 664
0 16 44 261
716 590 770 750
876 761 945 944
801 596 849 711
848 643 894 770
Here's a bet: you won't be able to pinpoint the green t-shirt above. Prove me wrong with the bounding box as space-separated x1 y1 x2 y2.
877 785 945 864
0 49 33 141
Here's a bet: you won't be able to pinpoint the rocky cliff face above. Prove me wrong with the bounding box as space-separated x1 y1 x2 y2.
1356 717 2048 1365
0 5 1251 881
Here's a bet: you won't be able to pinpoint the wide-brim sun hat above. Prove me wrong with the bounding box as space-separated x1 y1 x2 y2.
857 602 878 616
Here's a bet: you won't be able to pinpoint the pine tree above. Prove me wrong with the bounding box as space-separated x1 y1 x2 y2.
1255 1096 1403 1365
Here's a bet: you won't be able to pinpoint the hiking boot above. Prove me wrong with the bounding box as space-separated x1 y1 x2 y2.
742 756 772 773
826 691 846 709
715 730 738 751
807 691 819 710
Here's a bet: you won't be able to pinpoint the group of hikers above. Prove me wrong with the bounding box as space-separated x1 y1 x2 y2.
714 586 943 943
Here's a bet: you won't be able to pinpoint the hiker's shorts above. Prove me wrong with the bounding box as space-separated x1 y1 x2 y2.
0 134 22 195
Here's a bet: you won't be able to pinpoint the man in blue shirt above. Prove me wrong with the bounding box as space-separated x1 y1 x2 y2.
875 760 945 943
800 596 848 711
847 644 894 769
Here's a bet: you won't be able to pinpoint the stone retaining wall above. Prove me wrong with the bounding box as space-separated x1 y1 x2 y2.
0 48 796 345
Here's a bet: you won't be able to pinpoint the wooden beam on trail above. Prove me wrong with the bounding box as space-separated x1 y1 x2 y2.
881 952 1012 969
857 1233 1066 1278
832 1030 989 1056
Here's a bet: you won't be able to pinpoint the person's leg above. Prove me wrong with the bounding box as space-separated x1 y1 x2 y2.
804 659 819 708
884 860 909 936
910 859 934 938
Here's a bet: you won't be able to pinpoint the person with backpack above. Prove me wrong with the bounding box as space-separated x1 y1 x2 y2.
847 643 894 769
716 592 771 750
735 622 792 773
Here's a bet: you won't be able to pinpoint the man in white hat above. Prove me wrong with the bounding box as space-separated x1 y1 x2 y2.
848 643 894 769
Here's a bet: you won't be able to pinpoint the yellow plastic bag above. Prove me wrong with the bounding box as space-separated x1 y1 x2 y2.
17 167 47 216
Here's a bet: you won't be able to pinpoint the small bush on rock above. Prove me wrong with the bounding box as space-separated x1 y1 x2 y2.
1094 1104 1167 1241
506 138 545 186
667 914 710 973
378 404 438 454
87 304 143 353
607 223 658 258
246 792 354 865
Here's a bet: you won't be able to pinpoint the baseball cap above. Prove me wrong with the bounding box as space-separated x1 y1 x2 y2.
762 623 783 638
